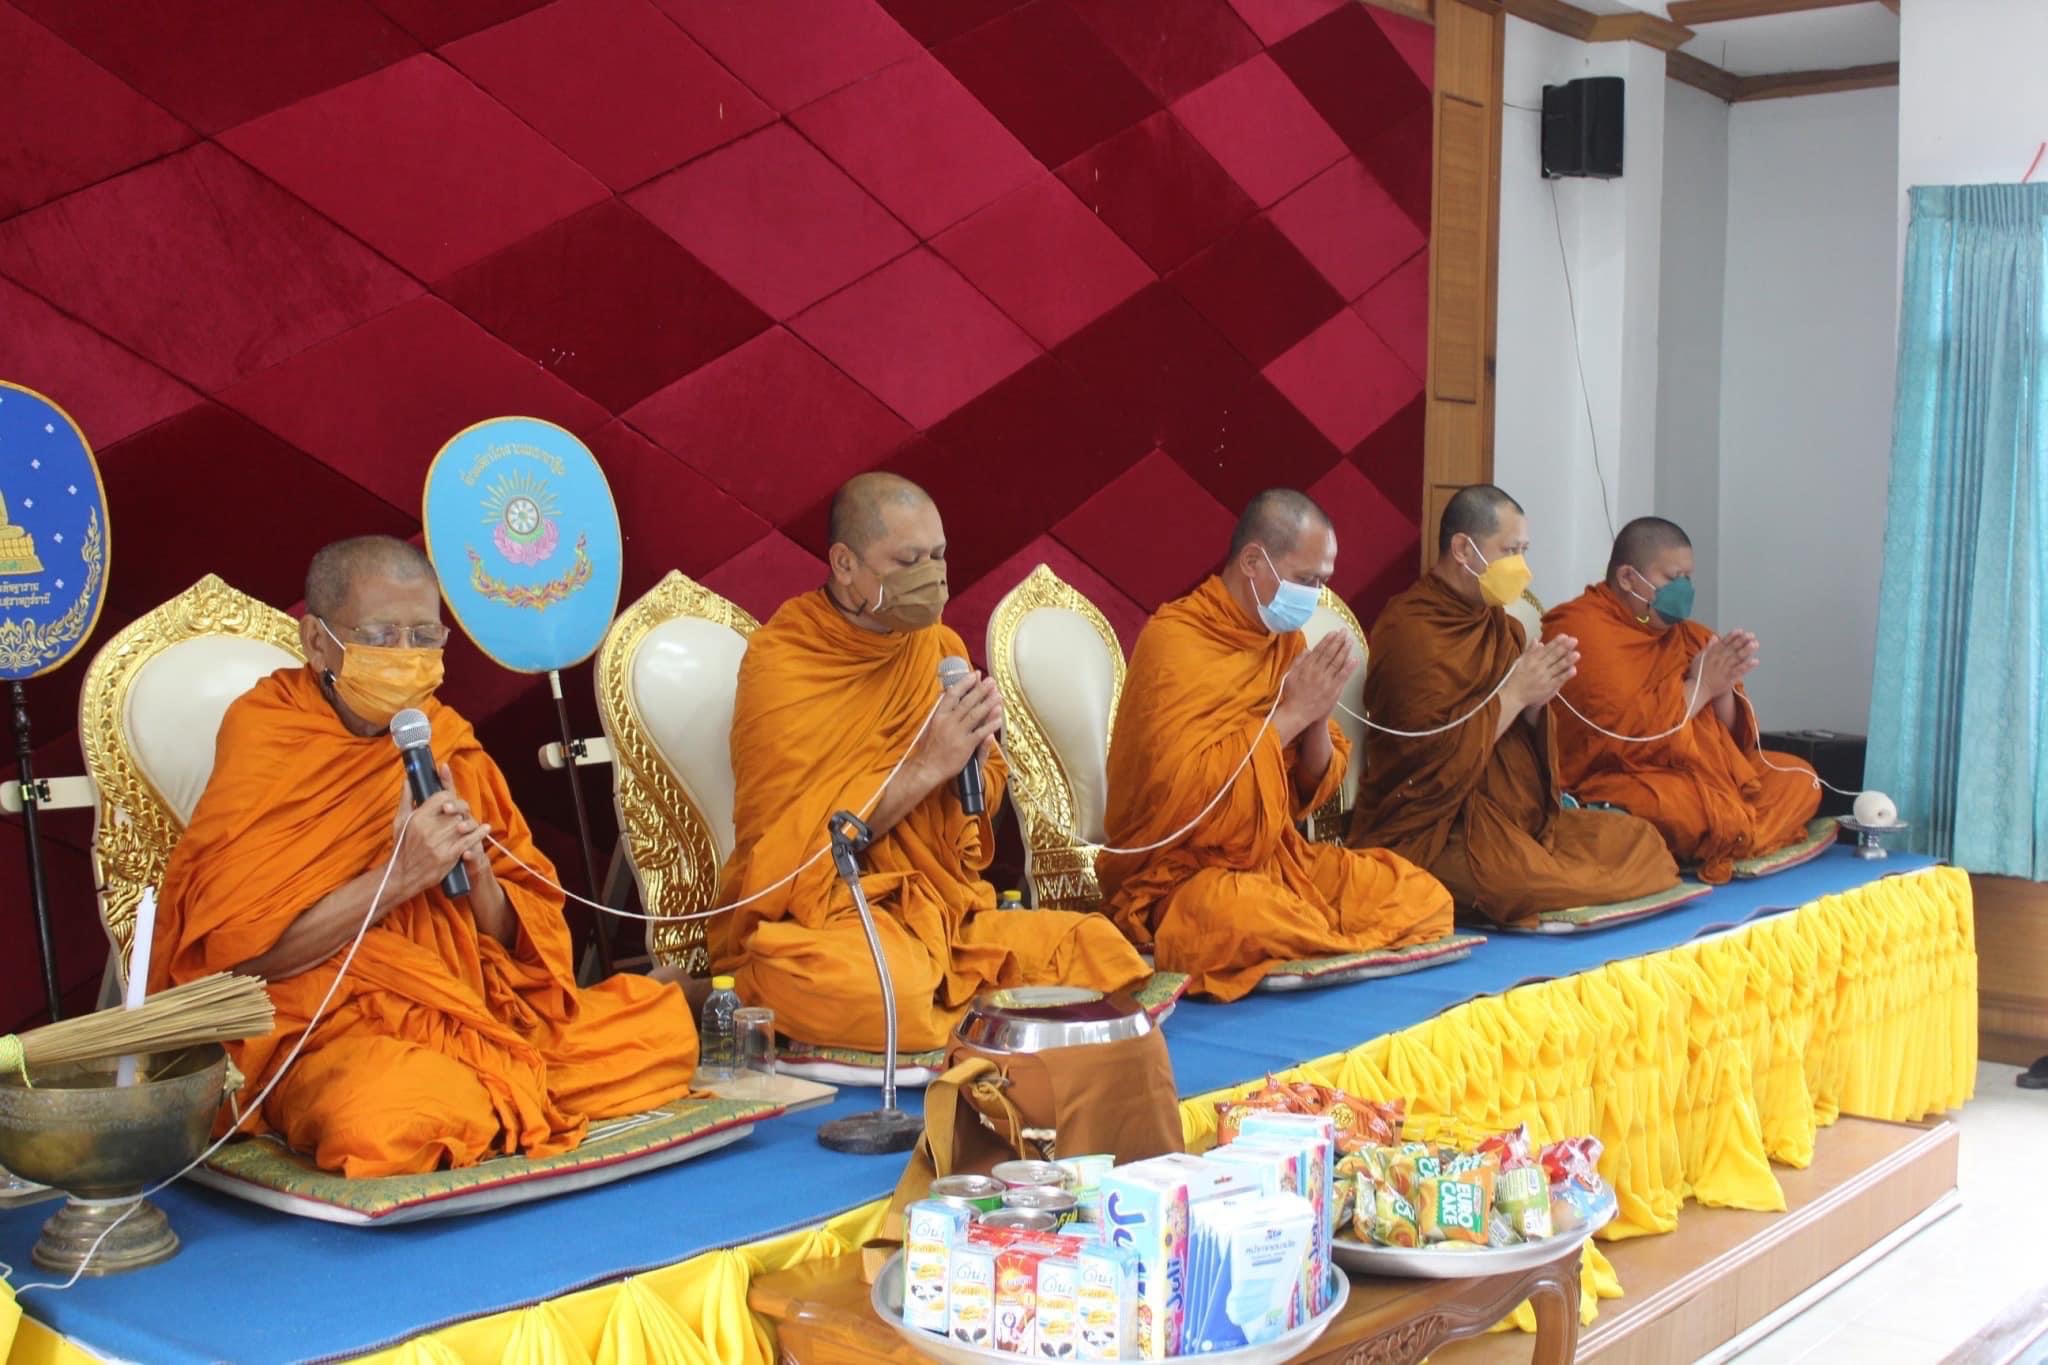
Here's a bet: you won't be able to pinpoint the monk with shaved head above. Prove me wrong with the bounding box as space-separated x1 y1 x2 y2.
1100 489 1455 999
715 474 1148 1051
1544 516 1820 882
151 535 696 1176
1349 487 1679 924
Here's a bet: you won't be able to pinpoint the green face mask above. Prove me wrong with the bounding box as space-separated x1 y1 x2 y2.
1629 571 1695 624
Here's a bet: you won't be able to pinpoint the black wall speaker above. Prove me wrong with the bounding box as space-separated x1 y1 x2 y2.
1542 77 1624 179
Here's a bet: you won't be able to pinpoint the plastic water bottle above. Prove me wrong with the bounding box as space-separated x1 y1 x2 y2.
698 975 741 1083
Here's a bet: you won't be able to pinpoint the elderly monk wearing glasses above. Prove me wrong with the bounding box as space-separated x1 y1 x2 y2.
149 536 696 1177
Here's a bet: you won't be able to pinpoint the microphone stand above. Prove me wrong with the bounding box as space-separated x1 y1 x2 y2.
816 810 922 1155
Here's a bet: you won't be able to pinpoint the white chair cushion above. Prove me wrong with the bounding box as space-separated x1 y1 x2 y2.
1504 596 1543 645
1012 606 1117 844
1301 607 1366 808
629 617 748 862
125 638 300 824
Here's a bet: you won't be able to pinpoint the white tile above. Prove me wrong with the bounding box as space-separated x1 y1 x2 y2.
1792 1321 1953 1365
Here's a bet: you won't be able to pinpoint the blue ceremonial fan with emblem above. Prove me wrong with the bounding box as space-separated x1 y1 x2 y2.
423 417 622 673
0 383 111 681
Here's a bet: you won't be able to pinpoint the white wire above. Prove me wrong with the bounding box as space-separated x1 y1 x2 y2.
1736 691 1863 798
1335 659 1523 738
487 695 945 924
12 812 417 1295
1552 665 1706 744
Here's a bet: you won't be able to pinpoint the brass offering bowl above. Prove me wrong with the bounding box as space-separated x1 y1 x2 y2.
0 1043 229 1275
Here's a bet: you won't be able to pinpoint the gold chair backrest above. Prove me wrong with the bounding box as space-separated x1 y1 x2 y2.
593 571 759 973
1301 586 1369 843
77 574 304 986
985 564 1127 909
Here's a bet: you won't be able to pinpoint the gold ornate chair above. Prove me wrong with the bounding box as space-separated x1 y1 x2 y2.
593 571 758 975
1301 587 1370 843
77 574 305 989
985 564 1126 910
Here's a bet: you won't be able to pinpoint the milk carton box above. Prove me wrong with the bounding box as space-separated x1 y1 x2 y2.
904 1198 973 1333
1098 1154 1249 1359
1035 1256 1081 1360
1232 1113 1335 1315
1181 1193 1316 1355
948 1244 997 1349
1074 1243 1139 1361
994 1243 1050 1355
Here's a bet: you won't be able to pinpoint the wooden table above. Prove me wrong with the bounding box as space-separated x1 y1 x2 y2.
748 1246 1581 1364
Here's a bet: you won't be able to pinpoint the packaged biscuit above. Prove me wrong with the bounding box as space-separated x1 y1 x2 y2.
905 1199 973 1333
1495 1164 1553 1241
948 1244 997 1349
1369 1181 1420 1247
1418 1159 1496 1246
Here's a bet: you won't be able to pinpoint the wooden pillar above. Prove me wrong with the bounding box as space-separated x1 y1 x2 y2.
1421 0 1505 569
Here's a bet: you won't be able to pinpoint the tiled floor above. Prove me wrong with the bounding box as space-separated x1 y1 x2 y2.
1728 1061 2048 1363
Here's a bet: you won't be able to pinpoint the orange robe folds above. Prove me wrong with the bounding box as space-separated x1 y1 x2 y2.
714 590 1149 1053
1543 584 1822 883
152 668 695 1178
1347 575 1679 924
1101 577 1454 1001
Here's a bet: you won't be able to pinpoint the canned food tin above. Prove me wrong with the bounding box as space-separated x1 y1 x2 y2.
1001 1186 1079 1226
931 1174 1008 1211
978 1208 1060 1234
990 1159 1073 1191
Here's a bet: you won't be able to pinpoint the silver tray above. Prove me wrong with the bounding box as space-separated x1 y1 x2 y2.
1332 1186 1617 1279
871 1251 1351 1363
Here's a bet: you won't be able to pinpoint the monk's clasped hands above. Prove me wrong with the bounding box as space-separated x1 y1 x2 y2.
1688 631 1761 699
916 668 1004 789
1276 631 1359 742
1507 633 1579 712
390 763 493 906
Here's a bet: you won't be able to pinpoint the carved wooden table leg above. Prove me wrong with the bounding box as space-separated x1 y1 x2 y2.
1523 1252 1583 1365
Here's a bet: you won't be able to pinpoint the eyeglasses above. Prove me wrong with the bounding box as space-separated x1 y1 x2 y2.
323 619 450 649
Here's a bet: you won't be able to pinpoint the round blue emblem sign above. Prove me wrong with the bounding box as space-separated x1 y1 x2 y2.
0 383 112 681
423 417 622 673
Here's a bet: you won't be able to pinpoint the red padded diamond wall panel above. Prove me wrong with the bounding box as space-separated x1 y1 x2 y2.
652 0 921 111
0 144 420 392
443 0 774 192
221 55 609 281
625 327 912 526
629 124 916 320
12 0 418 135
791 53 1039 239
0 0 1434 1028
0 4 192 218
436 199 770 413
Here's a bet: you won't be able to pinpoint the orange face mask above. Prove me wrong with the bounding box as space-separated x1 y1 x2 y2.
319 621 444 727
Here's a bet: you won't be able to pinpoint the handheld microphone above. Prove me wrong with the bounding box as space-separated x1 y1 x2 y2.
937 656 986 817
390 708 471 898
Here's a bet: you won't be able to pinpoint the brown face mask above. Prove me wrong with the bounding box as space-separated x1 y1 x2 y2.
859 558 949 632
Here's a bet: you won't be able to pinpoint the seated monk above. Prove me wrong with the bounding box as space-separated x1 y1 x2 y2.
1543 516 1821 883
1100 489 1454 1000
151 537 695 1178
1347 485 1679 924
712 473 1150 1053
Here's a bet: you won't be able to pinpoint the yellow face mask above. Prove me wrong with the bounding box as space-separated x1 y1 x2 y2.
1462 539 1533 609
319 620 445 727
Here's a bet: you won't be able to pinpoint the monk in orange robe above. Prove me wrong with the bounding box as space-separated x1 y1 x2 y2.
713 474 1149 1053
1101 489 1454 1000
1348 486 1679 924
151 537 694 1178
1544 516 1821 883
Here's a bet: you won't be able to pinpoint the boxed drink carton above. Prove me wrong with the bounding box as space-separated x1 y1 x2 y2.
904 1199 974 1333
949 1244 997 1349
1035 1256 1080 1360
1074 1243 1139 1361
1098 1154 1250 1359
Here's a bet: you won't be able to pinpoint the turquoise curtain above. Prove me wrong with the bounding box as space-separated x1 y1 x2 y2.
1869 184 2048 877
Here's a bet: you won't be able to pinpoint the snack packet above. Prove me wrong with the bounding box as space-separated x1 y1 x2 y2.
1540 1136 1603 1190
1417 1155 1497 1246
1478 1124 1534 1172
1495 1164 1553 1241
1369 1181 1420 1248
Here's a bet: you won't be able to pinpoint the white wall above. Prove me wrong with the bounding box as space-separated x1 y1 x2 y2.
1899 0 2048 225
1718 87 1898 733
1494 18 1664 610
1655 80 1730 628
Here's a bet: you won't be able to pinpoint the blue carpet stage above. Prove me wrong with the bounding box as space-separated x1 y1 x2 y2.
4 848 1934 1364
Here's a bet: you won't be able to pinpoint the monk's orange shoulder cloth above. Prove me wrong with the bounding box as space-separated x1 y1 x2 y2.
151 667 581 1094
1542 584 1760 787
1099 577 1343 935
1350 575 1526 865
714 590 1006 959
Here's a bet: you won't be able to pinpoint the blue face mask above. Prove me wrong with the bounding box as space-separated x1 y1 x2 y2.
1254 547 1321 634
